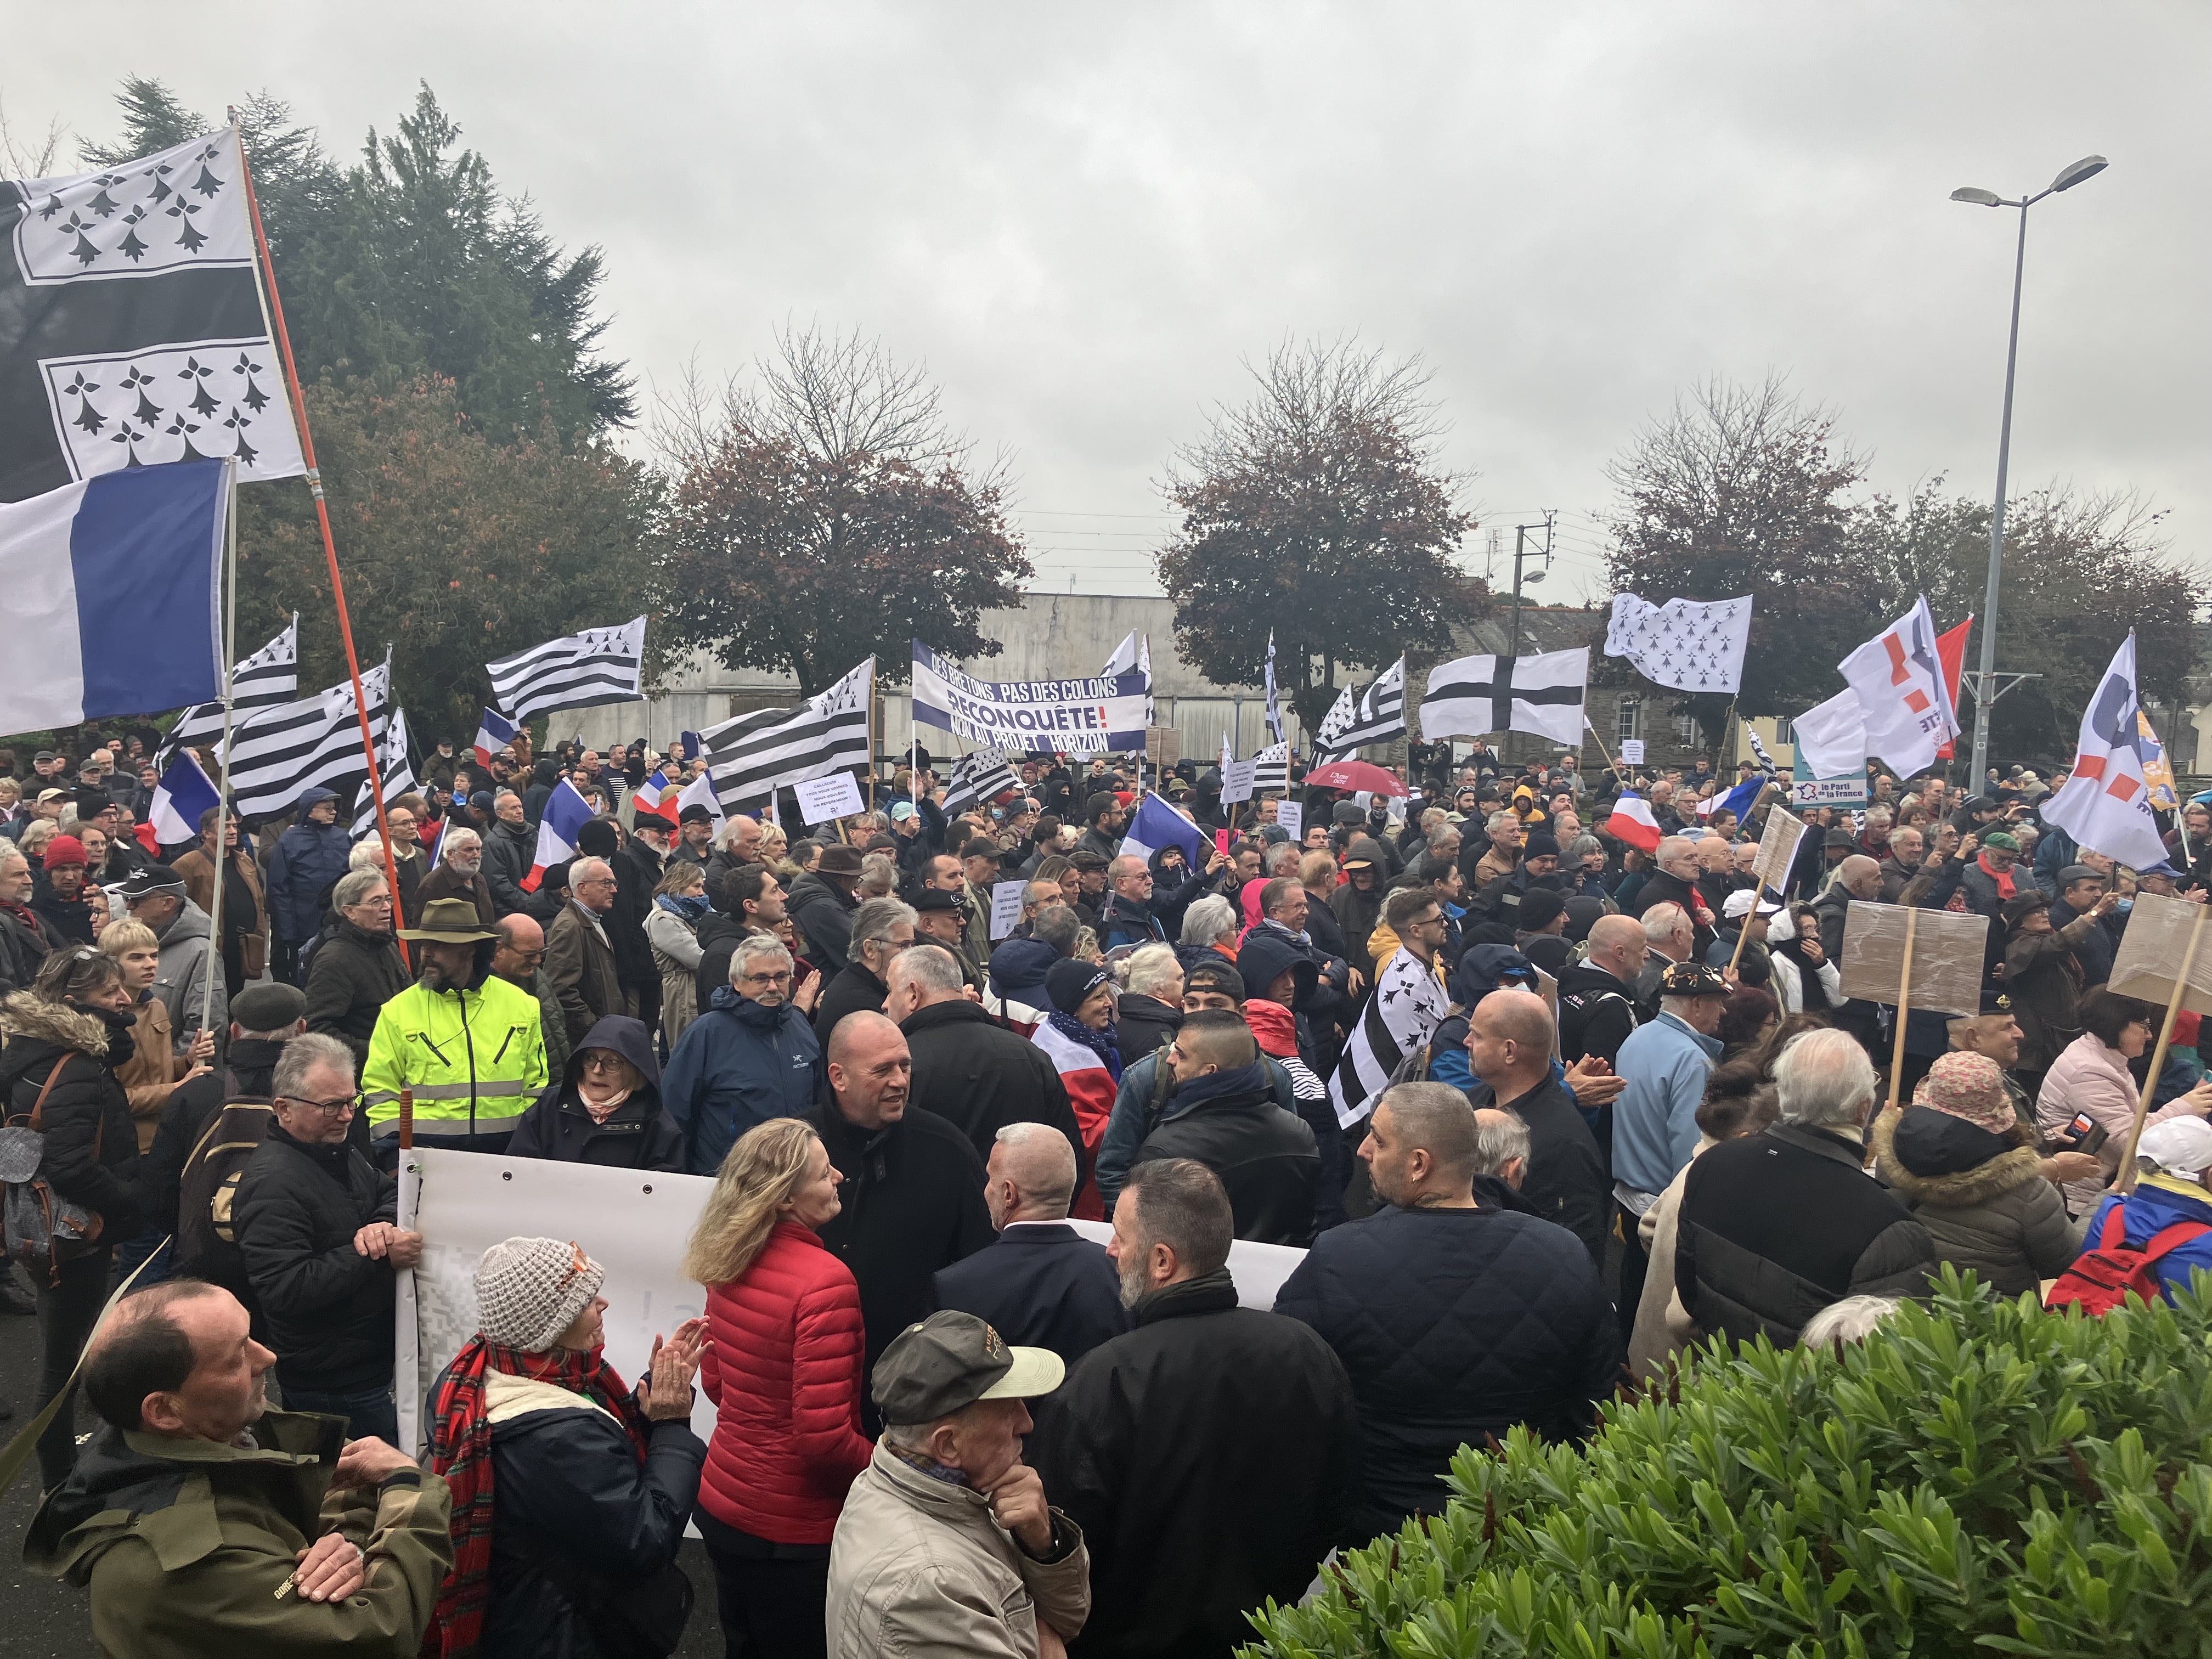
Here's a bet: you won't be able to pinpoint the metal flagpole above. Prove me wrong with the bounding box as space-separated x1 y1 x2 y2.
229 113 407 968
198 460 239 1052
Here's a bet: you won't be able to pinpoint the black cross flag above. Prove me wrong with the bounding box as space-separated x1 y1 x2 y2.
1420 647 1588 747
0 129 304 503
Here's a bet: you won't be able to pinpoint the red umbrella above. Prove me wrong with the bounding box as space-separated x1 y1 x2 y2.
1301 760 1409 797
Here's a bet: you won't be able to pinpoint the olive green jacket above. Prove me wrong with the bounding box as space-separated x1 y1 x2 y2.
25 1408 453 1657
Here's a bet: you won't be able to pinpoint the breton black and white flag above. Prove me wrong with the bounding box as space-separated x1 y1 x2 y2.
486 617 646 724
158 616 298 766
1421 648 1589 748
697 658 873 814
1327 944 1449 1128
1605 594 1752 695
225 657 391 819
0 131 305 503
1252 740 1290 797
351 706 419 838
1743 722 1780 782
1312 657 1406 759
1263 631 1284 745
943 749 1020 817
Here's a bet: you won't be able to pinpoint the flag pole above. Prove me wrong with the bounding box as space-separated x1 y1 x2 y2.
1886 906 1917 1111
199 460 239 1056
229 114 407 968
2116 901 2209 1195
866 657 878 815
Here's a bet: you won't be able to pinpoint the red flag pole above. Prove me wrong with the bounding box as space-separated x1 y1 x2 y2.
229 116 408 969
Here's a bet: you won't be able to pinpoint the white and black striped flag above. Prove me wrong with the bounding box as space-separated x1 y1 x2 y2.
1743 721 1780 782
351 706 418 837
158 616 298 766
1252 740 1290 796
225 656 390 819
943 750 1020 816
1312 657 1406 760
698 658 873 814
1327 945 1449 1128
486 616 645 724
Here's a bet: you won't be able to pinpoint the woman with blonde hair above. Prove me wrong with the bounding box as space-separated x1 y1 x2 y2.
685 1117 869 1659
98 917 211 1152
647 861 709 1046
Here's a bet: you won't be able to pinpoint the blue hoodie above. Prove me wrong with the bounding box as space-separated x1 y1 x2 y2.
661 984 823 1174
264 786 352 943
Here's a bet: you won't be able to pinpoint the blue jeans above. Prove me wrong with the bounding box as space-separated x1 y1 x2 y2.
280 1381 399 1447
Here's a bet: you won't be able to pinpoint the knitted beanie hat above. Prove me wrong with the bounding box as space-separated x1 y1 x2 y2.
1910 1051 2016 1137
475 1236 606 1352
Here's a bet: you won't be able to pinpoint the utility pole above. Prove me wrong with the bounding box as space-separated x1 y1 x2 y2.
1499 512 1555 766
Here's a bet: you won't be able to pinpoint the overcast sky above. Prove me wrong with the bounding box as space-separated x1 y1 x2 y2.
13 3 2208 603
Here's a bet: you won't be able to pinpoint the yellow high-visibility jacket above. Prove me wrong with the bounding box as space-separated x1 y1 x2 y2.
362 973 548 1146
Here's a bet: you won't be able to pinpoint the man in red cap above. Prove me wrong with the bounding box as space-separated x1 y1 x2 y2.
34 833 95 945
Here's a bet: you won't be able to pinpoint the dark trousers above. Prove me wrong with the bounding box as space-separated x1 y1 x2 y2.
700 1515 831 1659
273 935 306 988
36 1248 111 1491
110 1229 172 1290
1616 1200 1650 1342
281 1380 399 1447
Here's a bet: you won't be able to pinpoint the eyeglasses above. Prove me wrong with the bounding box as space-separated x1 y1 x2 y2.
278 1092 360 1117
579 1052 627 1073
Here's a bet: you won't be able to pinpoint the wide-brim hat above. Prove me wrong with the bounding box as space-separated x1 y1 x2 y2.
396 897 500 943
817 845 866 877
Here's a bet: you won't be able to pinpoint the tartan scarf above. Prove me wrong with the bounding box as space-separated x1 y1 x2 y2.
422 1335 651 1658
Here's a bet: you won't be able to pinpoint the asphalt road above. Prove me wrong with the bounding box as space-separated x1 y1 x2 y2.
0 1271 733 1657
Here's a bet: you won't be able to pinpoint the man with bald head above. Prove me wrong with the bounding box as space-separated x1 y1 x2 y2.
1557 912 1649 1068
1276 1083 1618 1542
1464 988 1611 1266
809 1011 995 1425
933 1121 1127 1368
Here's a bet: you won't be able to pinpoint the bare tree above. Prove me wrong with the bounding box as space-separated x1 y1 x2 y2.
0 95 65 180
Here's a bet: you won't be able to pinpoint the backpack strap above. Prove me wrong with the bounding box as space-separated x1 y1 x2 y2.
16 1052 79 1134
2095 1205 2132 1251
2135 1219 2212 1265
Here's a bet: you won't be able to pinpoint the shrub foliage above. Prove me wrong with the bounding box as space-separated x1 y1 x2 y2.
1245 1271 2212 1658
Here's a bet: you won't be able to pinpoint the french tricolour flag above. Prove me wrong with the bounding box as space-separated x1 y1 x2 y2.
473 706 519 768
149 750 221 847
1605 791 1664 854
521 780 595 893
633 768 679 826
1029 1022 1115 1221
0 461 227 735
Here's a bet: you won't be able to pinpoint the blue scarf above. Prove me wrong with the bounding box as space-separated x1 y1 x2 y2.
1047 1010 1122 1082
1170 1057 1269 1109
656 891 712 922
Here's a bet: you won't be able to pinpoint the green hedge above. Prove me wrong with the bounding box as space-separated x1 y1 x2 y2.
1245 1271 2212 1658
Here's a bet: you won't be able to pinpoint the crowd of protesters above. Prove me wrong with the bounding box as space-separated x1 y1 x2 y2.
9 721 2212 1658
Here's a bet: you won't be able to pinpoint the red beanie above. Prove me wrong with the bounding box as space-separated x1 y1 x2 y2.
43 835 88 871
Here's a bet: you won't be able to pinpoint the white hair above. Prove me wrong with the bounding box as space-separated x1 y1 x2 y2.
1772 1028 1877 1131
1643 902 1690 946
1798 1295 1901 1348
727 933 792 984
1181 894 1237 947
442 827 482 862
1124 941 1183 997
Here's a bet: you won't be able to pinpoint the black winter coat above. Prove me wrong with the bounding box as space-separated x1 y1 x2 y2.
302 919 410 1073
1112 994 1181 1065
475 1386 707 1659
1555 961 1641 1066
507 1014 685 1171
1470 1075 1611 1268
786 873 858 977
1131 1069 1319 1246
1031 1271 1361 1659
900 998 1085 1180
482 817 538 917
0 905 52 995
930 1221 1127 1369
146 1034 286 1261
1275 1203 1620 1542
232 1124 399 1391
1677 1122 1937 1348
811 961 886 1048
0 994 144 1257
808 1097 994 1430
691 912 748 1014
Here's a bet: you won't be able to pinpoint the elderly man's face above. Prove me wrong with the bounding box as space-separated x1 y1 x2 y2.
1889 830 1923 865
573 862 618 913
915 906 964 948
274 1059 358 1146
445 837 482 876
495 793 526 826
1268 885 1310 932
343 883 394 935
0 856 28 905
2063 876 2106 910
385 809 418 848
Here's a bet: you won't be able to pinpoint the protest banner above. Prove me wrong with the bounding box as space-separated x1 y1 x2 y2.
1219 758 1258 805
1792 745 1869 809
1620 740 1645 766
1751 802 1808 895
793 770 864 825
911 639 1149 754
2104 891 2212 1189
1838 902 1989 1107
396 1149 1303 1459
989 878 1027 941
1276 800 1304 842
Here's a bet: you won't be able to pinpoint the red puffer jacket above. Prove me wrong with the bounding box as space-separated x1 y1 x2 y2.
698 1218 873 1542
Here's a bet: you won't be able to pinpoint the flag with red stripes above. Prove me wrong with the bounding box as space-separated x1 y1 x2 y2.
2040 630 2166 871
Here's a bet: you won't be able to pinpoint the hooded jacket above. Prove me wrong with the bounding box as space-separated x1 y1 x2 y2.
151 895 227 1061
787 871 860 977
23 1410 453 1656
0 991 143 1253
1114 992 1181 1064
1130 1059 1320 1246
1328 838 1390 980
264 788 352 943
507 1013 685 1169
1870 1104 2082 1296
663 985 823 1175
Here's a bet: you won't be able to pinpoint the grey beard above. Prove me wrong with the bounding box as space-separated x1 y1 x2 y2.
448 859 481 877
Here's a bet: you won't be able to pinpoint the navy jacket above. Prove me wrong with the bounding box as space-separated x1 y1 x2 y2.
1274 1203 1621 1542
932 1221 1128 1368
662 986 823 1175
264 786 352 943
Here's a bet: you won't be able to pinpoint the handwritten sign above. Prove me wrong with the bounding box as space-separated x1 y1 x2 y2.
1751 803 1808 895
793 771 864 826
989 879 1028 941
1276 802 1304 843
1620 740 1646 766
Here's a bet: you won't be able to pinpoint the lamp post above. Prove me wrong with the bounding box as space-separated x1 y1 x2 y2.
1949 154 2107 789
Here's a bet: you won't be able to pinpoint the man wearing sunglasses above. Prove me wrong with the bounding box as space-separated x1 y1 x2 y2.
232 1031 422 1445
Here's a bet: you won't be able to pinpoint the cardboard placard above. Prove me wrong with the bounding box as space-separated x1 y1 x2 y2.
1751 803 1808 895
793 771 864 825
1837 901 1989 1018
989 879 1028 942
1219 758 1258 804
1144 727 1182 768
1620 740 1645 766
1276 801 1304 843
2107 891 2212 1017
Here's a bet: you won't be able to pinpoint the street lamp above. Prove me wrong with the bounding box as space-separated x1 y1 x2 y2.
1949 154 2107 788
